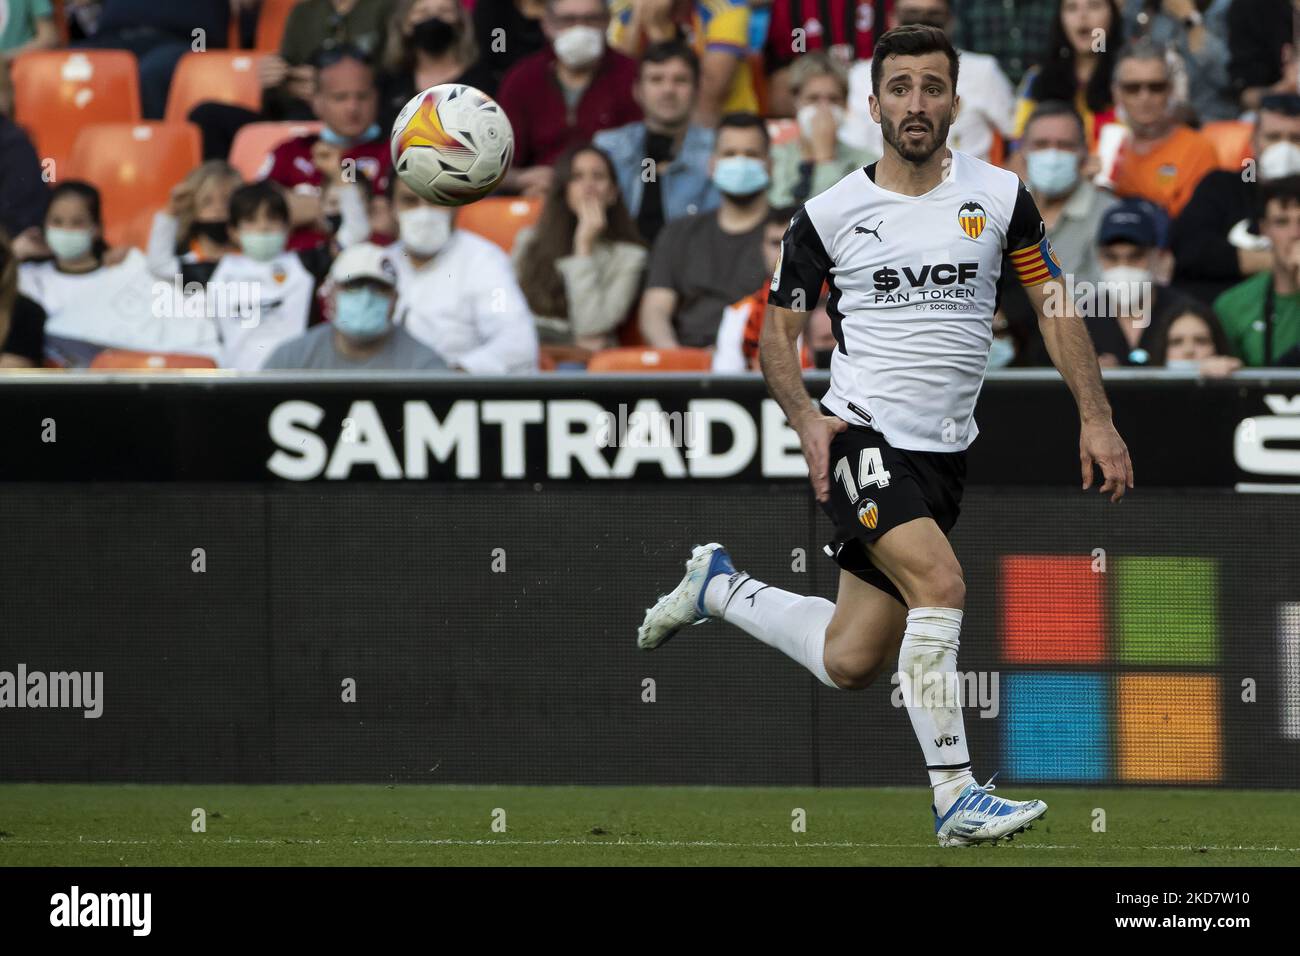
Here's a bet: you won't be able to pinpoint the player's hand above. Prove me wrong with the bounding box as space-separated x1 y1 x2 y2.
797 413 849 503
1080 419 1133 503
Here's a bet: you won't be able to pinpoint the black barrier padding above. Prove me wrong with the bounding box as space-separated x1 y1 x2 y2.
1 484 1297 787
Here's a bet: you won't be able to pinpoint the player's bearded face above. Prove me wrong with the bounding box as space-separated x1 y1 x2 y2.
880 106 952 164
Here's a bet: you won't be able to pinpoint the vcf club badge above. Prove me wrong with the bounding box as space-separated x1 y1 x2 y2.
958 201 986 240
857 499 879 530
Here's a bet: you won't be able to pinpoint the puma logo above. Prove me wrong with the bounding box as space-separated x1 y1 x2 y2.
854 219 884 242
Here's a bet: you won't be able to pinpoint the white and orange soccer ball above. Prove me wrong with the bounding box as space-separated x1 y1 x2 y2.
389 84 514 206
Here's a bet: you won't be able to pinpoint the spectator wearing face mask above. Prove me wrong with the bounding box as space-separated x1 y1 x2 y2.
497 0 642 198
1170 94 1300 307
1086 197 1202 368
387 176 539 373
160 161 244 265
1123 0 1234 123
1016 102 1118 287
640 113 770 349
16 182 219 368
1149 298 1241 377
197 182 354 371
260 45 393 252
843 0 1016 164
378 0 498 134
770 53 877 207
998 101 1118 364
1214 175 1300 367
593 41 720 246
263 243 449 371
1108 39 1218 218
512 144 648 355
711 205 815 372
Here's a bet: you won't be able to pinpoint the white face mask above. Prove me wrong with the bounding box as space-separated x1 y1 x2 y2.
553 25 604 68
796 103 846 141
399 207 453 257
1258 140 1300 181
1100 265 1154 286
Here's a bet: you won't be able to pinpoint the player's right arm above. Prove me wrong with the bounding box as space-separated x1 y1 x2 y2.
760 205 846 502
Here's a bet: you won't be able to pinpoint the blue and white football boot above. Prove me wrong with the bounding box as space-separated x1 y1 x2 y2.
933 774 1048 847
637 543 741 650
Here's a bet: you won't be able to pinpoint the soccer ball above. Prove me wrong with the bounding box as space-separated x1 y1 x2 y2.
389 83 515 206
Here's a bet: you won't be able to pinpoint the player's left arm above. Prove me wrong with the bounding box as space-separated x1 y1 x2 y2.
1007 183 1134 502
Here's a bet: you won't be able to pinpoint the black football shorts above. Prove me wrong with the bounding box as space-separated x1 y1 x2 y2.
817 403 967 605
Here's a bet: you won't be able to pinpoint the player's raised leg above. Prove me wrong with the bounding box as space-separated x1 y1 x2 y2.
637 544 908 692
868 517 1047 846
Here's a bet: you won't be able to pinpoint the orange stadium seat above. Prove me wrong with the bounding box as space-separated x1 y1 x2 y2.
67 123 203 248
228 121 323 180
1201 120 1253 173
256 0 306 52
456 196 544 252
586 348 713 372
11 51 141 172
165 52 263 124
90 350 218 370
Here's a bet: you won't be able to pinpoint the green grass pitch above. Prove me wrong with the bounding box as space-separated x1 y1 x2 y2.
1 785 1296 866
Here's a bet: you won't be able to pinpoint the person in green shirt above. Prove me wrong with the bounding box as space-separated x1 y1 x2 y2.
1214 175 1300 367
0 0 58 65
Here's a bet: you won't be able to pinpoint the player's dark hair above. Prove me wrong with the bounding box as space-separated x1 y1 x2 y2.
229 181 290 228
1261 174 1300 213
515 142 645 321
1033 0 1122 116
639 40 699 86
870 25 959 96
715 112 770 152
1149 300 1232 366
47 180 108 261
1021 100 1087 147
767 205 797 229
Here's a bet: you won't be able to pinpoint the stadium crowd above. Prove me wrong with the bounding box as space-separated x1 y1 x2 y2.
1 0 1299 373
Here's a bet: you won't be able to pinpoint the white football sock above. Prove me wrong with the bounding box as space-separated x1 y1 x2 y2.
706 573 839 688
896 607 975 815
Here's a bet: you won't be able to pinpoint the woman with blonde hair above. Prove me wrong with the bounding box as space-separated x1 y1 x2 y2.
378 0 497 132
166 160 244 261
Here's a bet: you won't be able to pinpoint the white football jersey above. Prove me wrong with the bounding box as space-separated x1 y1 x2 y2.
208 252 316 371
768 149 1060 452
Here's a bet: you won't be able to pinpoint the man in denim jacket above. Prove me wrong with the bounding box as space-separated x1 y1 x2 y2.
594 40 720 245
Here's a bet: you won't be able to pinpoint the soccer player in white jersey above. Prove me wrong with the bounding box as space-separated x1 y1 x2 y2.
636 24 1134 847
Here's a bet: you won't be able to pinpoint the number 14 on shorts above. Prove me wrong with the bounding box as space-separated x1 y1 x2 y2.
834 447 892 502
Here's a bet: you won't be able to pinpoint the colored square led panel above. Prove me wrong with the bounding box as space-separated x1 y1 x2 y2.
1002 672 1109 782
1116 673 1221 783
1113 557 1218 665
1001 555 1106 663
